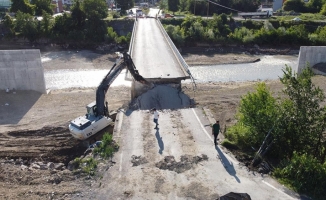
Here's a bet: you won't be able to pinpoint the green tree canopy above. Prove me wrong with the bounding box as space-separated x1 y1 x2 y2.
116 0 133 11
282 0 305 12
14 11 40 42
168 0 179 13
71 0 86 30
2 14 15 36
10 0 35 15
31 0 54 16
82 0 108 20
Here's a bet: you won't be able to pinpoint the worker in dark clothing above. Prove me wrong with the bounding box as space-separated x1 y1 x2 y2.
212 120 220 145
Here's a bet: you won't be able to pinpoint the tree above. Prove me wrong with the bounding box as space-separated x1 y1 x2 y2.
2 14 15 37
71 0 86 30
116 0 134 11
282 0 305 12
237 82 278 148
31 0 54 16
274 66 326 160
168 0 179 14
233 0 260 12
159 0 168 11
51 13 72 40
81 0 108 42
178 0 189 12
306 0 324 13
14 11 40 42
40 10 53 38
82 0 108 20
320 3 326 15
10 0 35 15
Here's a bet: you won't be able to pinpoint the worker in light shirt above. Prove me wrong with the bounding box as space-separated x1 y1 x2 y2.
153 108 159 129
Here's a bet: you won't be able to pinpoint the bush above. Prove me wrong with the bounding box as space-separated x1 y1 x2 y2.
112 12 120 18
94 133 118 159
106 27 118 43
225 122 251 149
116 35 128 44
273 152 326 200
82 157 98 176
221 139 238 150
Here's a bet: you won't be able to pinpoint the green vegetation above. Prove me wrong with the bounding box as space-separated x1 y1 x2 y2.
1 0 130 44
273 152 326 199
70 133 118 176
224 66 326 199
161 14 326 47
93 133 119 159
71 157 97 176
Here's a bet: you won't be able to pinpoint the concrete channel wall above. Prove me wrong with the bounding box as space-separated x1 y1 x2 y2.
0 49 46 93
298 46 326 74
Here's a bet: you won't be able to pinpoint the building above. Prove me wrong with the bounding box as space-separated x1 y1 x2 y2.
52 0 63 13
258 0 286 12
0 0 11 9
63 0 73 6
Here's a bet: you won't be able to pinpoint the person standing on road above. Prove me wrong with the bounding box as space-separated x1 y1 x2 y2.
153 108 159 129
212 120 220 145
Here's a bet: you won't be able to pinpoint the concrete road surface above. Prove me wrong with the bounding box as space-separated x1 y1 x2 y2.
94 108 299 200
132 18 188 79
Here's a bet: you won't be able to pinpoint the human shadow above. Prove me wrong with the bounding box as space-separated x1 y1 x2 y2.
155 128 164 154
215 145 241 183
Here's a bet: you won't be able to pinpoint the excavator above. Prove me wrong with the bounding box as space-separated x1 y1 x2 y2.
69 52 150 140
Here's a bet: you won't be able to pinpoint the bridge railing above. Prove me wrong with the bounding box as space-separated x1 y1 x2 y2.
155 19 197 88
128 19 137 57
126 19 138 81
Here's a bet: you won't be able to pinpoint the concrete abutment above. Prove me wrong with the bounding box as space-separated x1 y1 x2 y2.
0 49 46 94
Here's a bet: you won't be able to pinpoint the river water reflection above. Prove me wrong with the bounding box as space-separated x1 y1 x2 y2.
44 55 298 89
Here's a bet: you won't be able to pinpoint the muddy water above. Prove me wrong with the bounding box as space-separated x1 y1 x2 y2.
43 55 298 89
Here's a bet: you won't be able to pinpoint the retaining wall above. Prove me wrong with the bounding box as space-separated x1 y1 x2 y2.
298 46 326 74
0 49 46 93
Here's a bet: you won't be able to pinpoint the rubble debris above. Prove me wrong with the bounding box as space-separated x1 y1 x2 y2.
131 85 194 110
131 155 148 166
155 154 208 173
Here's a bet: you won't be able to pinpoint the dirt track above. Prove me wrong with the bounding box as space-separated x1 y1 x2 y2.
1 47 325 199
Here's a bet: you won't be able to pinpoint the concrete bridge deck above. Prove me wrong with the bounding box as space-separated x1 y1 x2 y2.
130 18 190 82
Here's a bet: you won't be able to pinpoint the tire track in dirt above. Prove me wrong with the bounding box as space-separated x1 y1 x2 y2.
170 110 198 155
0 127 85 164
141 111 157 163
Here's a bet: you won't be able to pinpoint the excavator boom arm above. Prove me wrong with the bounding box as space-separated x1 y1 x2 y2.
95 52 149 116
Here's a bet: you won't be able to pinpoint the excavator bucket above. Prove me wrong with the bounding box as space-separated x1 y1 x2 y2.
219 192 251 200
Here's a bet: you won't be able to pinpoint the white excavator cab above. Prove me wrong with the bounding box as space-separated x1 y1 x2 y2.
86 102 97 117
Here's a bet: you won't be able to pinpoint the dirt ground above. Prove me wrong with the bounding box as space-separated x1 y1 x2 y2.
0 46 325 199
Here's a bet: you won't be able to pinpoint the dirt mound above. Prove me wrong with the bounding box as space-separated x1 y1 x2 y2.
131 155 148 166
155 154 208 173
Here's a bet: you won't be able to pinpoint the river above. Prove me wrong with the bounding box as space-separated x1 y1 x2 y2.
43 54 298 90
